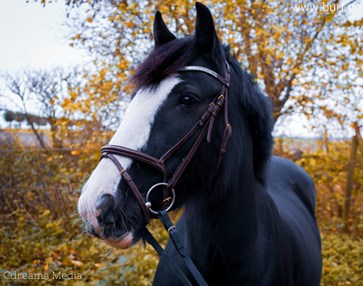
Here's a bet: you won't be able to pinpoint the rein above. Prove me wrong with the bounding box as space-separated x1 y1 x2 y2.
100 63 232 285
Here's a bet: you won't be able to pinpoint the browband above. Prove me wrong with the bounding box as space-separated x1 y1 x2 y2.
179 62 230 87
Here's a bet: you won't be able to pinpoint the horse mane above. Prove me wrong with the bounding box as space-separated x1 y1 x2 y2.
132 38 273 185
224 47 273 185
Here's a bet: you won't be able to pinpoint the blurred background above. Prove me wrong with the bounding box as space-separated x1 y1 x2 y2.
0 0 362 285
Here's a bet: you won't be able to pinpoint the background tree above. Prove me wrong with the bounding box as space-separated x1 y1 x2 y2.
3 67 106 149
4 72 50 149
63 0 362 135
3 110 48 128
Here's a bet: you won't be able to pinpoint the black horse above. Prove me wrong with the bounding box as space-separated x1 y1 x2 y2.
78 3 322 285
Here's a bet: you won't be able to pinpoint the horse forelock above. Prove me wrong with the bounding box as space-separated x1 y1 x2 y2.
131 37 195 89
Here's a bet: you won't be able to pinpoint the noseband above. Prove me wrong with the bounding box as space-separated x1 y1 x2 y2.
101 62 231 222
100 63 232 286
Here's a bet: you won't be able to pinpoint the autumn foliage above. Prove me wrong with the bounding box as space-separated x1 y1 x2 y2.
1 0 363 285
66 0 362 130
1 134 362 285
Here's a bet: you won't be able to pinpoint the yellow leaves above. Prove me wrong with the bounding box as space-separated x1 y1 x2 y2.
71 150 80 156
322 233 363 285
352 19 363 27
338 34 350 47
70 259 84 267
114 48 121 57
271 24 283 38
117 58 129 72
101 81 113 92
142 27 150 33
2 134 363 285
291 67 301 74
276 51 284 60
63 97 72 106
159 5 170 14
69 90 78 100
99 68 108 78
117 2 127 11
266 55 272 65
44 259 49 270
43 209 50 216
341 61 349 72
286 57 293 65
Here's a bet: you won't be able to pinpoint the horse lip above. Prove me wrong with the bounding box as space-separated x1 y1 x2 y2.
102 232 134 249
103 231 129 241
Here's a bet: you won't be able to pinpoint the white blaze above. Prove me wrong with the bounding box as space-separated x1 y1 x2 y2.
78 76 181 226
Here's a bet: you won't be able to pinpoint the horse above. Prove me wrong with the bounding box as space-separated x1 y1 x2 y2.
77 2 322 285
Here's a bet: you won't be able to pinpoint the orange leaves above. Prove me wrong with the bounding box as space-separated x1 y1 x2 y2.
71 150 80 156
99 68 108 78
122 20 134 29
61 97 71 109
64 0 363 134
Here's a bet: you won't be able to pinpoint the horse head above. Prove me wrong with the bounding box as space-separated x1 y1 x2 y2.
78 2 272 250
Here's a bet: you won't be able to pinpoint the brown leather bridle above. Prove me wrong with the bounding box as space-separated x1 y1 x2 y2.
100 63 232 224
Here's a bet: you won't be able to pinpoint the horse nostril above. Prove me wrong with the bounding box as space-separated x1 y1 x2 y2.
97 210 117 226
96 193 116 211
101 212 116 225
96 193 117 226
87 224 96 235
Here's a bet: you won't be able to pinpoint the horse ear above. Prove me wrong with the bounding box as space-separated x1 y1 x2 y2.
195 2 221 55
153 11 176 46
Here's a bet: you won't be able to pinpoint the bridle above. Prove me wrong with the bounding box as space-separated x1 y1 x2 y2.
101 62 231 222
100 62 232 286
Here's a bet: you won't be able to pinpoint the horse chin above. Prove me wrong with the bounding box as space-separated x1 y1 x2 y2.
103 233 134 249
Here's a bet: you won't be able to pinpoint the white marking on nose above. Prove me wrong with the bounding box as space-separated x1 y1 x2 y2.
78 76 181 225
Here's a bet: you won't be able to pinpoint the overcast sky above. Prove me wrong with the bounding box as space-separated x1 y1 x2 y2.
0 0 85 72
0 0 361 71
0 0 362 137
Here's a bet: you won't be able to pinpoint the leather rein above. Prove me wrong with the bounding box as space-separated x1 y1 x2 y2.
100 63 232 286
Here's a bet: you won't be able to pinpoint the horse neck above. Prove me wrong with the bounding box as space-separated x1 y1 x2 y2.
181 85 275 260
184 154 263 248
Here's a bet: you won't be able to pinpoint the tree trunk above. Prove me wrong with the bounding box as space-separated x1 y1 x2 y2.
24 113 48 150
343 135 358 231
324 126 329 154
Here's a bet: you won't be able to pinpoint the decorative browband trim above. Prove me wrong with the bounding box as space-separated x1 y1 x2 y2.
179 66 230 87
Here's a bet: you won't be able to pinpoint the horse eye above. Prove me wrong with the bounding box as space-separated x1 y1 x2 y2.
180 95 196 106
